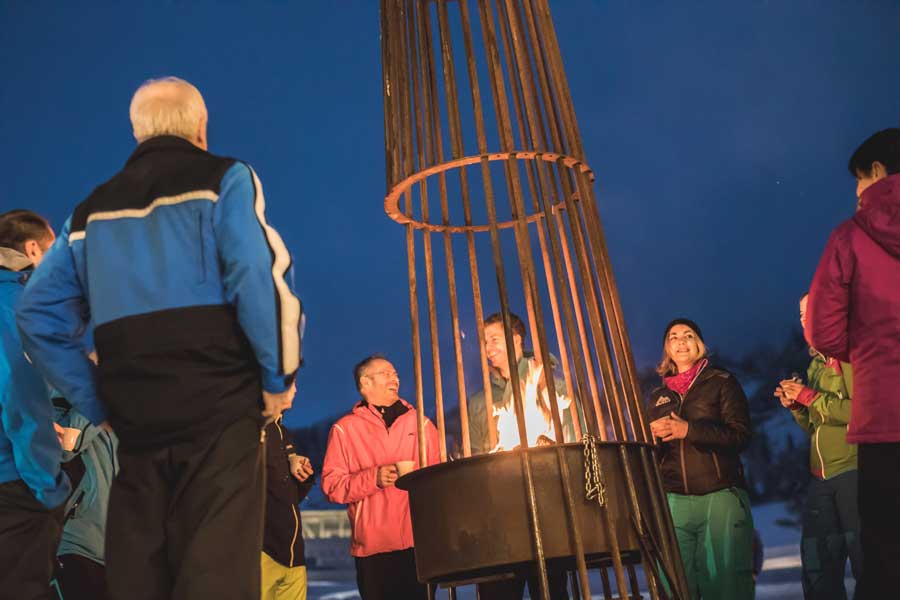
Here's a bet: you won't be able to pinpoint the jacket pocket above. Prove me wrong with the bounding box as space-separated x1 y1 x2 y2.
196 210 207 284
712 451 722 480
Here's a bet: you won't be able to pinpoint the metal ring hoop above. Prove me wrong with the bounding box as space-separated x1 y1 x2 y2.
384 151 595 233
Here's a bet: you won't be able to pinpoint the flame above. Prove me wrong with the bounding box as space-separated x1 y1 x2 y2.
492 360 572 452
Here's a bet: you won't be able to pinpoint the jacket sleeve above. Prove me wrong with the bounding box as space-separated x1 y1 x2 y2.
807 391 852 426
789 406 815 435
686 375 752 451
296 475 315 502
320 423 379 504
1 319 70 508
425 419 441 466
467 394 487 455
808 228 854 362
16 219 106 425
212 163 304 394
807 361 853 426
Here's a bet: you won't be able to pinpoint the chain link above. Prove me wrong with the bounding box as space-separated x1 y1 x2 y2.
582 434 607 506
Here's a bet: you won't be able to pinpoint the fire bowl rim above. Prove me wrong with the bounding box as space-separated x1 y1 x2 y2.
396 439 655 490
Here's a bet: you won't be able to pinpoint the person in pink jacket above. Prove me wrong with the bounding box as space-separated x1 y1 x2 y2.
321 354 440 600
807 128 900 600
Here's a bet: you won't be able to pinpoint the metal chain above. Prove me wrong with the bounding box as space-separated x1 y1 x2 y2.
582 434 607 506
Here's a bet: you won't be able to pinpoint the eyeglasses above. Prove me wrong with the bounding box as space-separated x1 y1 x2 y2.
364 370 399 379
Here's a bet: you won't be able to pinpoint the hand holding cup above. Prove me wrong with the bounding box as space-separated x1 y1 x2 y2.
377 464 399 488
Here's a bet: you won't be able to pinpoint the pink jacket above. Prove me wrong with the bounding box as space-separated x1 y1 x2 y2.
809 173 900 443
321 399 440 557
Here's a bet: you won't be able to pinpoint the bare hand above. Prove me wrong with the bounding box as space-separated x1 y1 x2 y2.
53 422 66 446
650 412 689 442
774 387 794 408
289 454 314 482
376 464 399 488
262 382 296 421
779 380 805 402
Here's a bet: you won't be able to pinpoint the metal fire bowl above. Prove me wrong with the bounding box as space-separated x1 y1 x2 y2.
396 441 656 584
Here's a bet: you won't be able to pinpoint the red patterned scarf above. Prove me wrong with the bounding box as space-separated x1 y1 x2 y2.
664 358 708 396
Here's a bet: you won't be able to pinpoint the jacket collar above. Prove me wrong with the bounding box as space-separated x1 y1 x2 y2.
0 247 34 272
125 135 208 167
352 397 415 425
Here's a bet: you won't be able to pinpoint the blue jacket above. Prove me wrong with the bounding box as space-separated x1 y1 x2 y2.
55 403 118 565
0 248 70 508
16 136 304 448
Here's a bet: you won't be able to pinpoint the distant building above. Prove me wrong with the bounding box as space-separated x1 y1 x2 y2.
301 509 354 571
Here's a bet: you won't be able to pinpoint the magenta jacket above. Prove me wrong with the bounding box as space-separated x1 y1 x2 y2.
808 173 900 443
321 399 440 557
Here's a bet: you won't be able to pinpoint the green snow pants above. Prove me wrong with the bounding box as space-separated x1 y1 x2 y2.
667 488 754 600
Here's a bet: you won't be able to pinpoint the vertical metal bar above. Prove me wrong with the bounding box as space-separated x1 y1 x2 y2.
627 562 642 600
467 1 554 596
578 180 651 440
599 566 613 599
493 0 581 440
421 2 470 460
492 3 597 600
517 0 613 439
444 0 498 454
530 0 642 444
554 213 605 437
459 3 552 599
638 446 683 596
569 195 631 440
618 445 661 600
393 0 428 469
409 0 449 461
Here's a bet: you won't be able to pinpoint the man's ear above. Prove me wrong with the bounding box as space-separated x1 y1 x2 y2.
196 116 208 150
871 161 888 179
23 239 40 260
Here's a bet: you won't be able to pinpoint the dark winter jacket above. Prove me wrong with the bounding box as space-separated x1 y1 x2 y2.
808 172 900 444
263 419 313 568
647 364 752 496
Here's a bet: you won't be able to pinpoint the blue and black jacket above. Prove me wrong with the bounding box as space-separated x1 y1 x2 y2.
17 136 304 449
1 248 70 508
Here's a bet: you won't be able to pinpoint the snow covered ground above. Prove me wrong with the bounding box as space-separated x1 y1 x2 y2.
308 502 856 599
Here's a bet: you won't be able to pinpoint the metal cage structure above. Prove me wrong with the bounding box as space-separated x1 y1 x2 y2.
380 1 690 598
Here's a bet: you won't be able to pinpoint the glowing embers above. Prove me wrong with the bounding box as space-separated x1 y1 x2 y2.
492 360 571 452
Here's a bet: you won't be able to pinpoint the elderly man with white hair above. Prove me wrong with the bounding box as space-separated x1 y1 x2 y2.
17 77 304 600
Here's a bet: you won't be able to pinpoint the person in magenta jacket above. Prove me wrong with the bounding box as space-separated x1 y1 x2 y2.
321 354 440 600
807 128 900 600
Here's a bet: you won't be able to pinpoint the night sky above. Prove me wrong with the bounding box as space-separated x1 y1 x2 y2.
3 1 898 428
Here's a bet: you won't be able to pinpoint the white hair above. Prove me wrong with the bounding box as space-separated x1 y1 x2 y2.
129 77 207 143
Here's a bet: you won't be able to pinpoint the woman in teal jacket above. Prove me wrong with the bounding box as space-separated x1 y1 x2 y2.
53 399 118 600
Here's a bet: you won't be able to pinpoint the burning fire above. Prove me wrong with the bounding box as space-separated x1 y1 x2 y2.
492 360 571 452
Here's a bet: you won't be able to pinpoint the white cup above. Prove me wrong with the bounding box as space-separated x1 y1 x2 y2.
395 460 416 477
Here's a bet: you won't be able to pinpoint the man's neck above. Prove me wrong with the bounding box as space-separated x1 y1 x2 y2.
364 397 397 409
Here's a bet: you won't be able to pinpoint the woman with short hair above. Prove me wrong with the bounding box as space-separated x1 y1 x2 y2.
648 318 754 600
777 293 861 598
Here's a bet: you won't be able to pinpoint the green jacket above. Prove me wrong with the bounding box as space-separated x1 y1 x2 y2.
790 354 856 480
467 355 580 455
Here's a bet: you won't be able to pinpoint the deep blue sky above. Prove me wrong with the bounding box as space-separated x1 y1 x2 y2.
3 2 898 428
